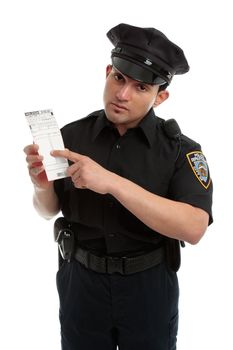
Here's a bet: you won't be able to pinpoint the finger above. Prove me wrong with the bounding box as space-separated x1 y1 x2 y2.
71 170 81 183
66 162 81 177
72 177 87 190
23 144 39 155
51 148 84 162
29 165 45 176
26 154 43 165
75 184 87 190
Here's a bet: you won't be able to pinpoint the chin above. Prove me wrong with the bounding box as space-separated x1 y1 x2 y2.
105 105 125 119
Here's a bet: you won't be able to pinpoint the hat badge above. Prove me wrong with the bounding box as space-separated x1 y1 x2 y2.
144 59 152 66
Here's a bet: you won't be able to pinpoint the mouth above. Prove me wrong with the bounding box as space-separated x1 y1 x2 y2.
111 102 129 111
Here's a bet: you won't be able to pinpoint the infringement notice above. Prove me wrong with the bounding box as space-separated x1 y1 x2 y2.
25 109 69 181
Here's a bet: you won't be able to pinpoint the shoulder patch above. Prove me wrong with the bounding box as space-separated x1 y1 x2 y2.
186 151 211 189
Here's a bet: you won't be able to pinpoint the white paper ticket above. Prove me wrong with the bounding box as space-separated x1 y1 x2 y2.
25 109 69 181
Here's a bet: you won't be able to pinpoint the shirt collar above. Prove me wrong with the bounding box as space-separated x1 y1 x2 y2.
92 110 113 141
92 108 159 147
138 108 159 148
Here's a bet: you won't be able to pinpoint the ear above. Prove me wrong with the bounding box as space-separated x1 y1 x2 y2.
106 64 113 78
153 89 169 107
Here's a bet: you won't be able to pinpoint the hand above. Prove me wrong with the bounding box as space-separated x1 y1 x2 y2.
51 149 115 194
23 144 53 190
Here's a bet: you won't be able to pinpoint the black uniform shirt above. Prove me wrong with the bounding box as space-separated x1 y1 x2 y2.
54 109 213 255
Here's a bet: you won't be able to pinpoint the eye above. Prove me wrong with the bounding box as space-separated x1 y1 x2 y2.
138 84 147 91
114 73 124 81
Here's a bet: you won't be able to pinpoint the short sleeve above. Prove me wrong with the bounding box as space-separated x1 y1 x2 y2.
168 137 213 225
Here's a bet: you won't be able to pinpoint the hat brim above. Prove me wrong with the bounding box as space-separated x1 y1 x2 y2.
112 57 167 85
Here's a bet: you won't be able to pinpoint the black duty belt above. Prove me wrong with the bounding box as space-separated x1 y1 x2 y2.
54 217 164 275
74 246 164 275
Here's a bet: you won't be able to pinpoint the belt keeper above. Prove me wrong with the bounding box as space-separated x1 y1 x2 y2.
86 250 90 269
122 256 126 274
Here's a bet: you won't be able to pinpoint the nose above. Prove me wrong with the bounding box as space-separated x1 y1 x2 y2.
116 84 131 101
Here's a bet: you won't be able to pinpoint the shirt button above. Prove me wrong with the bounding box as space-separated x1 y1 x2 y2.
108 233 116 238
116 144 121 149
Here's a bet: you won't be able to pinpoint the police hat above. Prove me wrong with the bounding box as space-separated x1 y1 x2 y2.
107 23 189 85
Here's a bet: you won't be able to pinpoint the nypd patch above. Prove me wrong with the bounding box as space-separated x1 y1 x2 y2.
186 151 211 189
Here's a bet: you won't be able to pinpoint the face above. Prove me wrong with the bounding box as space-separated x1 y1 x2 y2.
103 65 169 134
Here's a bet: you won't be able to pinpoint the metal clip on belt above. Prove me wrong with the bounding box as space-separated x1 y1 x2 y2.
55 228 75 263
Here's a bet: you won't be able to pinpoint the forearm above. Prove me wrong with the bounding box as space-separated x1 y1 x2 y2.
49 149 209 243
108 174 209 244
33 184 60 220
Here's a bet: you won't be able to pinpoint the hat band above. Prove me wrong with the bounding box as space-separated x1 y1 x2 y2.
112 57 166 85
111 46 173 84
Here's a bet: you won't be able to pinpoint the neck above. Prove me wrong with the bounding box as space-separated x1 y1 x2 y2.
115 124 127 136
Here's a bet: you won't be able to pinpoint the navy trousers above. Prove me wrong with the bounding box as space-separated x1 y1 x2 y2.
56 260 179 350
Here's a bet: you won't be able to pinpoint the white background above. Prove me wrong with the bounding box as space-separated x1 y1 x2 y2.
0 0 232 349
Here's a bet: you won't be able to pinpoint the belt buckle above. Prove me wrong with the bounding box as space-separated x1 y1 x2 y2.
106 256 126 274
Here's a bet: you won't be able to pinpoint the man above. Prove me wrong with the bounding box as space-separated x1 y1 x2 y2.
24 23 213 350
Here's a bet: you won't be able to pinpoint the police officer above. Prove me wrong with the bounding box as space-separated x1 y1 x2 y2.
24 23 213 350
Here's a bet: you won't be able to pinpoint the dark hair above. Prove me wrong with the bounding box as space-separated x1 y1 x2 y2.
158 83 169 92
